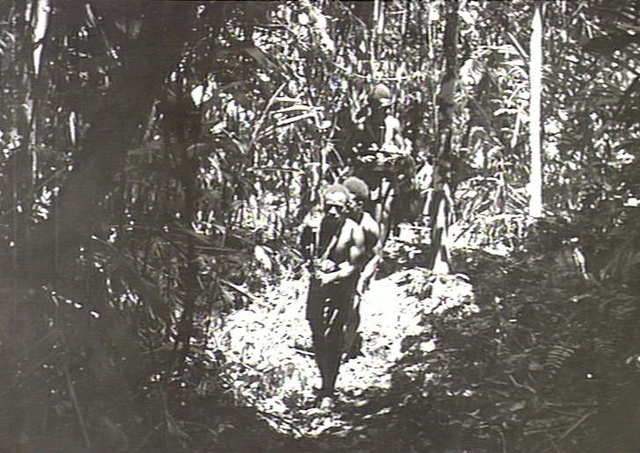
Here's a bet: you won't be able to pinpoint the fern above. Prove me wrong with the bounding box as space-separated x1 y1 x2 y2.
545 344 578 378
610 298 640 323
592 337 617 359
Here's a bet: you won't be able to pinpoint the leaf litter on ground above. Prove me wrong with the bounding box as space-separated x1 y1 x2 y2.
208 261 474 443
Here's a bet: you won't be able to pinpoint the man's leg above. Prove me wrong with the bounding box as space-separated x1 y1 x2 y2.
309 316 327 384
306 285 328 392
377 178 395 247
322 284 355 393
322 305 344 395
343 293 362 360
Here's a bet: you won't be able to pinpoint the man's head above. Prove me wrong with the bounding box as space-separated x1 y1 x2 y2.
370 83 392 108
343 176 369 211
323 184 350 221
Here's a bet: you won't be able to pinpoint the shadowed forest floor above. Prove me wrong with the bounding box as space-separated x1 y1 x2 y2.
207 248 478 453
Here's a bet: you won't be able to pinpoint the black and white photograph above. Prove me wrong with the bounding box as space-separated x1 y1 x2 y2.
1 1 639 452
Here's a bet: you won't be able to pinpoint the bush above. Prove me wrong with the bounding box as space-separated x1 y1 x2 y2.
393 217 640 453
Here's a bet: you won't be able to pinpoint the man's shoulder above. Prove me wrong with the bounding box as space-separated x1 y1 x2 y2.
361 212 380 235
341 217 365 239
361 211 376 223
346 211 377 230
342 217 360 229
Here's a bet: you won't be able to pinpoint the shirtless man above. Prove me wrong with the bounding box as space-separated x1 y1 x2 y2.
342 176 381 360
300 184 366 399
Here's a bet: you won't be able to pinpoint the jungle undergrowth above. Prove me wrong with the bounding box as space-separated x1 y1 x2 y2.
207 239 475 449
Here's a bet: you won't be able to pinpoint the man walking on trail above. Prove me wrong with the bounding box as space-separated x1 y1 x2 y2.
342 176 381 359
352 83 415 246
300 184 366 400
352 83 408 177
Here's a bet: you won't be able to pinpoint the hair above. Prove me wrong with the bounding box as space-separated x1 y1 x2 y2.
323 184 350 201
343 176 370 201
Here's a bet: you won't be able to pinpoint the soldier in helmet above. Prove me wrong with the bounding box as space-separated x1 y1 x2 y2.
351 83 413 246
353 83 407 167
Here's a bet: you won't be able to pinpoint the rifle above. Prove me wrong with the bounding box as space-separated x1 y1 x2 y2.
306 218 342 284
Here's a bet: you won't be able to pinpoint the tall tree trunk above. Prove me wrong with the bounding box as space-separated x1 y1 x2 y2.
7 0 46 445
427 0 459 273
528 3 543 218
173 137 201 374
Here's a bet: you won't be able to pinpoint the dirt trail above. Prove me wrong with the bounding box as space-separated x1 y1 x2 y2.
209 265 473 446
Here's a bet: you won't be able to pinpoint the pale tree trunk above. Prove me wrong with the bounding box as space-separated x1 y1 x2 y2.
528 3 543 218
427 0 459 273
371 0 380 67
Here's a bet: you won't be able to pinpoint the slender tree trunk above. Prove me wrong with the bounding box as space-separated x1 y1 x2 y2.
8 0 48 443
371 0 380 68
528 3 543 218
427 0 459 273
174 144 201 373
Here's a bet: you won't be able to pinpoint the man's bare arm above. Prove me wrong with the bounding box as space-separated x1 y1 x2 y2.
317 223 365 285
382 115 404 153
357 218 381 294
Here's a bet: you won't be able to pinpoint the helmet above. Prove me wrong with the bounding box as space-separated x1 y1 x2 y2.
370 83 392 103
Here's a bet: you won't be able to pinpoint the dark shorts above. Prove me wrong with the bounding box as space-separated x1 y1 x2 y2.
306 276 357 322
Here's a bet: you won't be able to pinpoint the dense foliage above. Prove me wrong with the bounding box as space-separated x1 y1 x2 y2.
0 1 639 452
396 214 640 452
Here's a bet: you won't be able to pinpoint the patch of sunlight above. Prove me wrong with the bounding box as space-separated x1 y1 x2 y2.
209 266 475 437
